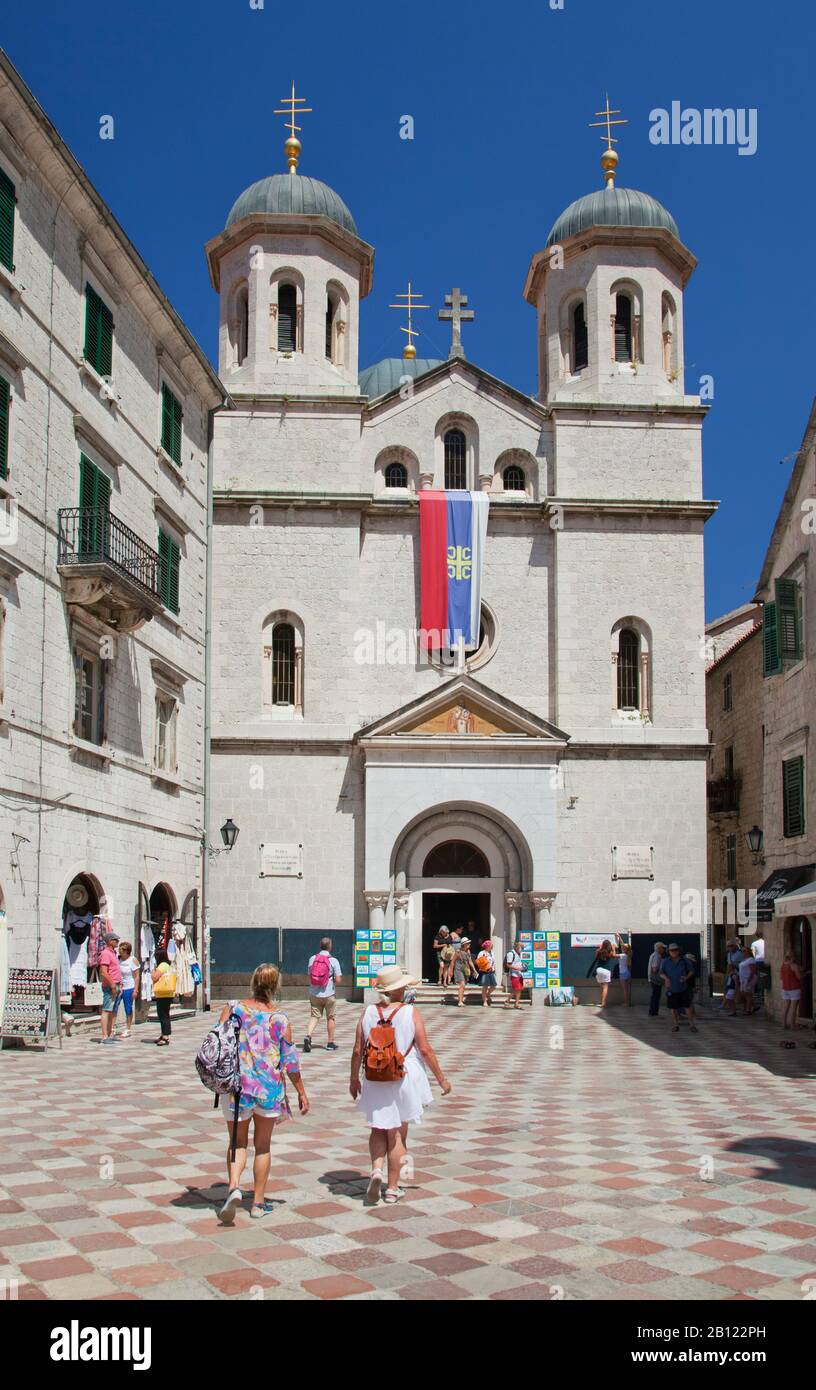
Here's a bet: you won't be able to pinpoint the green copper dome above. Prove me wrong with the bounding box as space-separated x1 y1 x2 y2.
546 186 679 248
359 356 443 398
226 173 358 236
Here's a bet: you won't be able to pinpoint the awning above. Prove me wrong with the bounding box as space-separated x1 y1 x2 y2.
774 878 816 919
755 864 816 922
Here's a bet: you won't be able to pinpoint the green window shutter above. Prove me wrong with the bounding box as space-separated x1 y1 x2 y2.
0 376 9 480
775 578 802 662
158 528 180 614
79 454 111 555
161 384 182 464
762 602 781 677
783 756 805 838
84 284 114 377
0 167 15 272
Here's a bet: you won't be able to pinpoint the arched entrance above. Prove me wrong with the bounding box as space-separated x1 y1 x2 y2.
61 872 107 1012
391 805 533 982
786 916 814 1019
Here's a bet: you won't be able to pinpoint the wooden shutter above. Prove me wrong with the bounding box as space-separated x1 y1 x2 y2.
158 529 180 614
762 602 781 676
0 168 15 272
79 454 110 555
161 384 182 464
775 578 802 662
783 756 805 838
180 889 198 931
0 375 9 480
84 285 113 376
278 284 297 351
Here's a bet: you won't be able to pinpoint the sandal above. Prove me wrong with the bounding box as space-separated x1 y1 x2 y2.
155 1037 170 1046
383 1187 404 1204
364 1170 384 1205
400 1153 415 1184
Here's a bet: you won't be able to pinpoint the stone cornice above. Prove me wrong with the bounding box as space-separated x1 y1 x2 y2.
524 225 698 304
204 214 375 297
544 497 718 520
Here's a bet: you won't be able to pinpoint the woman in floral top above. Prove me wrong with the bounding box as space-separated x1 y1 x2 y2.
217 964 309 1223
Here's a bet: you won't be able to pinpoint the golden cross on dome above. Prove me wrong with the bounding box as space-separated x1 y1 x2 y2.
589 95 628 186
274 81 313 173
389 281 429 360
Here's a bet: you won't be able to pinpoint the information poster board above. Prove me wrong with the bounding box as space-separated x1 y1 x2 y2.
354 927 397 986
520 931 561 989
1 967 60 1044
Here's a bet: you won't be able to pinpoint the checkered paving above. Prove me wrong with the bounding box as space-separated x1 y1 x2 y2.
1 999 815 1300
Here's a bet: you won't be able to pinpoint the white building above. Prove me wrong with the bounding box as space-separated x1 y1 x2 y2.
0 53 222 1002
206 131 715 994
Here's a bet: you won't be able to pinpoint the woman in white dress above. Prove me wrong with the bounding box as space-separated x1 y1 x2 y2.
349 967 451 1206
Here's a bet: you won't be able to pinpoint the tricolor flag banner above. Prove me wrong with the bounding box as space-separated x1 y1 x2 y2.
419 491 490 650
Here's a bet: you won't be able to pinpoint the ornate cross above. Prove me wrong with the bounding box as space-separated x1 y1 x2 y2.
274 81 312 172
439 287 474 360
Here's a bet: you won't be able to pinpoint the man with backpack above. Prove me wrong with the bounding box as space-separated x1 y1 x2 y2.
303 937 342 1053
660 943 699 1034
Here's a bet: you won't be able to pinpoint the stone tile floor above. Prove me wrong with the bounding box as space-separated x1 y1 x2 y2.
1 998 814 1300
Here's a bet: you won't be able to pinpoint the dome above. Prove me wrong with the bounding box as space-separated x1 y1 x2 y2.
359 356 443 398
226 173 358 236
546 186 679 248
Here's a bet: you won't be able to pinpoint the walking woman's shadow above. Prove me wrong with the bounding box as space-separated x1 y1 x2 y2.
171 1183 287 1215
318 1168 369 1201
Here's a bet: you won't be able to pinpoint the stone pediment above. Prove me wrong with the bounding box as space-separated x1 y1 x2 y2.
355 675 569 746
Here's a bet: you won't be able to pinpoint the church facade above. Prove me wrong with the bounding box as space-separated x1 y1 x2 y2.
205 136 715 992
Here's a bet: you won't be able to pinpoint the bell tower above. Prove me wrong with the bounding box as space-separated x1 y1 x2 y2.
204 85 373 398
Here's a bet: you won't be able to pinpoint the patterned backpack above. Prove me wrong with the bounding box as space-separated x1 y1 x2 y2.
195 1010 241 1097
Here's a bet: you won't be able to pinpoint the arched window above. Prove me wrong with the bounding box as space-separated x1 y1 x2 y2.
278 284 297 353
234 286 249 366
444 429 467 489
385 461 408 488
614 293 633 362
503 464 525 491
271 622 296 705
423 840 490 876
572 301 588 371
662 292 677 379
617 627 640 709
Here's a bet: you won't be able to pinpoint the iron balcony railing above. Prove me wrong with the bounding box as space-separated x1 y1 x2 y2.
58 507 162 599
706 776 741 815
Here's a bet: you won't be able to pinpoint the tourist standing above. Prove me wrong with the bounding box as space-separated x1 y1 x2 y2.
618 939 633 1007
433 926 451 986
115 941 140 1038
647 942 667 1016
587 939 618 1010
349 966 451 1205
503 940 525 1010
738 948 758 1016
780 952 802 1032
476 939 497 1007
660 943 699 1033
151 949 175 1045
99 930 122 1044
303 936 342 1053
453 937 475 1007
217 964 309 1224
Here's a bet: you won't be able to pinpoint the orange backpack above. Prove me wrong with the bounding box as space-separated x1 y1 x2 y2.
363 1004 414 1082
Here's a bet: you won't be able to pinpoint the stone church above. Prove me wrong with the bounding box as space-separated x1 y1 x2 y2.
205 119 714 993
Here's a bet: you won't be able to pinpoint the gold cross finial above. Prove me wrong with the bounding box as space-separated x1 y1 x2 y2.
389 282 429 360
274 81 313 173
589 95 627 187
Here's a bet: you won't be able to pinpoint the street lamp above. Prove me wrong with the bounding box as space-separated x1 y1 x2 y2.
220 818 239 851
745 825 765 866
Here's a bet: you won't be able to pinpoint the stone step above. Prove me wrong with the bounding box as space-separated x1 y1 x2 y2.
411 984 532 1006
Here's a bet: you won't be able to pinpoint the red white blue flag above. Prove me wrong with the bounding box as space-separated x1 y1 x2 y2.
419 491 489 650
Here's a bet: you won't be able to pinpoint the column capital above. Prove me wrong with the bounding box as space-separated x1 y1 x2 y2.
504 891 524 910
393 891 410 911
529 892 556 911
364 890 390 911
419 471 435 491
478 473 492 493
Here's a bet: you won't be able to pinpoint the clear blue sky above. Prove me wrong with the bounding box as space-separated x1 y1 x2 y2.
4 0 813 620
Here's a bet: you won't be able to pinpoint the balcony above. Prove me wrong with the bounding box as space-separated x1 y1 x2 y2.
57 507 165 633
707 776 741 815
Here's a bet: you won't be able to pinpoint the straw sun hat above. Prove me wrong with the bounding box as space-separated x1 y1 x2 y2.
374 966 420 994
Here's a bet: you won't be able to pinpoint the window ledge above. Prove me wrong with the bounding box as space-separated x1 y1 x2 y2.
784 659 806 680
69 736 112 764
0 474 16 501
151 766 181 789
0 261 22 300
157 445 185 487
76 354 120 411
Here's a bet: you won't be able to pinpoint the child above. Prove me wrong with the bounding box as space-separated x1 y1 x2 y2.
116 941 140 1037
723 958 738 1016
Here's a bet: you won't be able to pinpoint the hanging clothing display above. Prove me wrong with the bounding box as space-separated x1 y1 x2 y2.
171 920 195 997
58 933 72 997
88 916 108 968
139 922 155 1003
63 910 94 988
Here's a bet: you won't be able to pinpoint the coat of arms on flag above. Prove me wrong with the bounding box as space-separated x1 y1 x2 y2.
419 491 489 650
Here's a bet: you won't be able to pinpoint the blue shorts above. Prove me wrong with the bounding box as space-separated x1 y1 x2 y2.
102 986 120 1011
115 988 135 1017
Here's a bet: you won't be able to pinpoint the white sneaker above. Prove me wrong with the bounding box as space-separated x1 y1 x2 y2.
218 1188 243 1225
